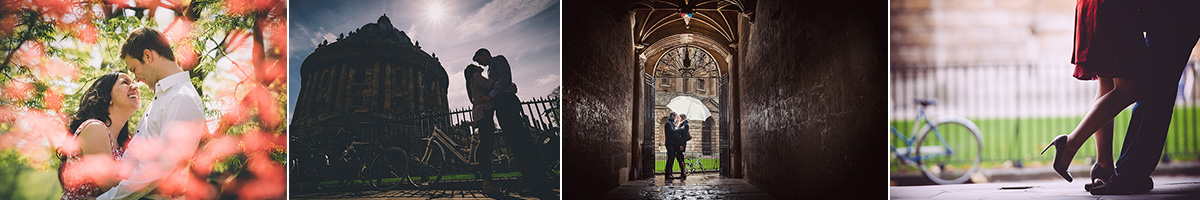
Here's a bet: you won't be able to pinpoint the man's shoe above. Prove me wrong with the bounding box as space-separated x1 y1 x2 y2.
1089 176 1153 195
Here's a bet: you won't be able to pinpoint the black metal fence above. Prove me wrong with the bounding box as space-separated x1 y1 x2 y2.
890 61 1200 168
292 97 560 182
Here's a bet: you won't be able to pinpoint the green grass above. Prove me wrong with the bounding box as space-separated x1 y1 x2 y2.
654 158 719 173
890 105 1200 172
0 164 63 200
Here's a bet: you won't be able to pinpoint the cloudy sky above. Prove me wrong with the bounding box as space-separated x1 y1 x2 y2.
288 0 561 122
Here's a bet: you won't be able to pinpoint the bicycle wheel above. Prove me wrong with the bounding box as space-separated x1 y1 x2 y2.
369 148 407 190
915 116 983 185
407 140 444 188
689 160 703 174
492 136 515 173
536 128 560 171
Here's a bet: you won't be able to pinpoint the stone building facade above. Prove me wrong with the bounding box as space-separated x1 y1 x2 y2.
653 78 720 157
891 0 1076 64
292 14 449 146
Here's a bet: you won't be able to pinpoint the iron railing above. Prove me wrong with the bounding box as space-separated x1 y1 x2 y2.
890 61 1200 168
296 97 560 176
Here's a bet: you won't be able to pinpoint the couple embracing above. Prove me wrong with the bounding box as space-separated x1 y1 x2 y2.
664 112 691 180
57 27 205 200
463 48 554 197
1042 0 1200 195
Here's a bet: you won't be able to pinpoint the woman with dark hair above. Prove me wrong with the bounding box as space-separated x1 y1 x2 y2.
464 63 502 193
58 72 141 200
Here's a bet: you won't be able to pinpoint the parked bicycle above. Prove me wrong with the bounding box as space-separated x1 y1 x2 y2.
289 136 331 191
889 98 983 184
367 145 408 190
310 130 408 190
406 126 514 188
684 151 706 175
535 105 561 172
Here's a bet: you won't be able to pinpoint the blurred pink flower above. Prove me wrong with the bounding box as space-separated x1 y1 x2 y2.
104 0 132 7
44 87 64 111
254 57 286 86
236 153 285 200
0 110 69 166
224 29 251 54
32 0 73 18
14 41 46 67
74 23 99 44
133 0 161 9
191 135 239 176
37 57 80 80
263 18 287 56
2 79 34 101
163 18 194 46
60 154 120 187
242 130 283 154
218 91 249 126
158 166 215 200
0 15 17 36
11 41 79 79
0 105 20 122
55 131 80 157
176 44 199 71
246 84 281 128
225 0 282 16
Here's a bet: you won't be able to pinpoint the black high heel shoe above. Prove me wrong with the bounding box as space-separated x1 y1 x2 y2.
1040 135 1073 182
1085 164 1115 191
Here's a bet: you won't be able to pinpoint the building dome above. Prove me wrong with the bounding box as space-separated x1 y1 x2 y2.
293 15 449 144
378 14 391 25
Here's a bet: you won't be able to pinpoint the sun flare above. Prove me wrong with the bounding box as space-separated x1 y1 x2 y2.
427 1 445 22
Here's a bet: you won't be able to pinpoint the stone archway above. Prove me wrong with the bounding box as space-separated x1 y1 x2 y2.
638 38 730 178
629 0 747 180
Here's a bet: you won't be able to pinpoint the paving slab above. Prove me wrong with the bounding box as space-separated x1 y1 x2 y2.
891 176 1200 199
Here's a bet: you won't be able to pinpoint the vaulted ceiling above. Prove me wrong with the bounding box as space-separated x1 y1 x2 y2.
631 0 755 76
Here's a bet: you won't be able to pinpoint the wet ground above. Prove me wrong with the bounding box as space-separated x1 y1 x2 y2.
601 173 775 199
891 175 1200 199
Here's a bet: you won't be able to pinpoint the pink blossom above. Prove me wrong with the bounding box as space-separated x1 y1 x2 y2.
2 79 34 101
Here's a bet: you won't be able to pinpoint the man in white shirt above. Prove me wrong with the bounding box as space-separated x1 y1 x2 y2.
98 27 205 200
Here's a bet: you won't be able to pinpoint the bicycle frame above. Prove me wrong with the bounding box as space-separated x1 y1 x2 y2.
418 127 487 165
889 105 956 164
685 151 705 172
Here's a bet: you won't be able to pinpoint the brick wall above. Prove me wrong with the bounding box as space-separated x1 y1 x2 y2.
741 0 888 198
562 0 638 198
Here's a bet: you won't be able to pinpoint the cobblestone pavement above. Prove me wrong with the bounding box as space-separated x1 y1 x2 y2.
601 173 775 199
891 176 1200 199
291 179 560 199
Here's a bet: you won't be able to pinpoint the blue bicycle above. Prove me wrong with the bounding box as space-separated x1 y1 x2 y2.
890 98 983 184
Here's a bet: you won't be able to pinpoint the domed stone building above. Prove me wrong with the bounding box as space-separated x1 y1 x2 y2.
292 14 449 145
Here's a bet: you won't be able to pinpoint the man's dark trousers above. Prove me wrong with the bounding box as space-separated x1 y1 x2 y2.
492 92 552 188
665 145 684 177
1115 0 1200 184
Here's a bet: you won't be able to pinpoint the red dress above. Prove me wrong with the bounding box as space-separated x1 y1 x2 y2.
1072 0 1145 80
60 119 124 200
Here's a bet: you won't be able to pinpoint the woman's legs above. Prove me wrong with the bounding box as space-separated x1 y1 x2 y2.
476 114 502 192
1064 77 1138 165
1094 78 1116 171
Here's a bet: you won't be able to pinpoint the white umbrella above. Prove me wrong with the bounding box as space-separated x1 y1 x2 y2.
666 96 711 120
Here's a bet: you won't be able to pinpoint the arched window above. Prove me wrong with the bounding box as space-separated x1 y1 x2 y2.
653 46 720 78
